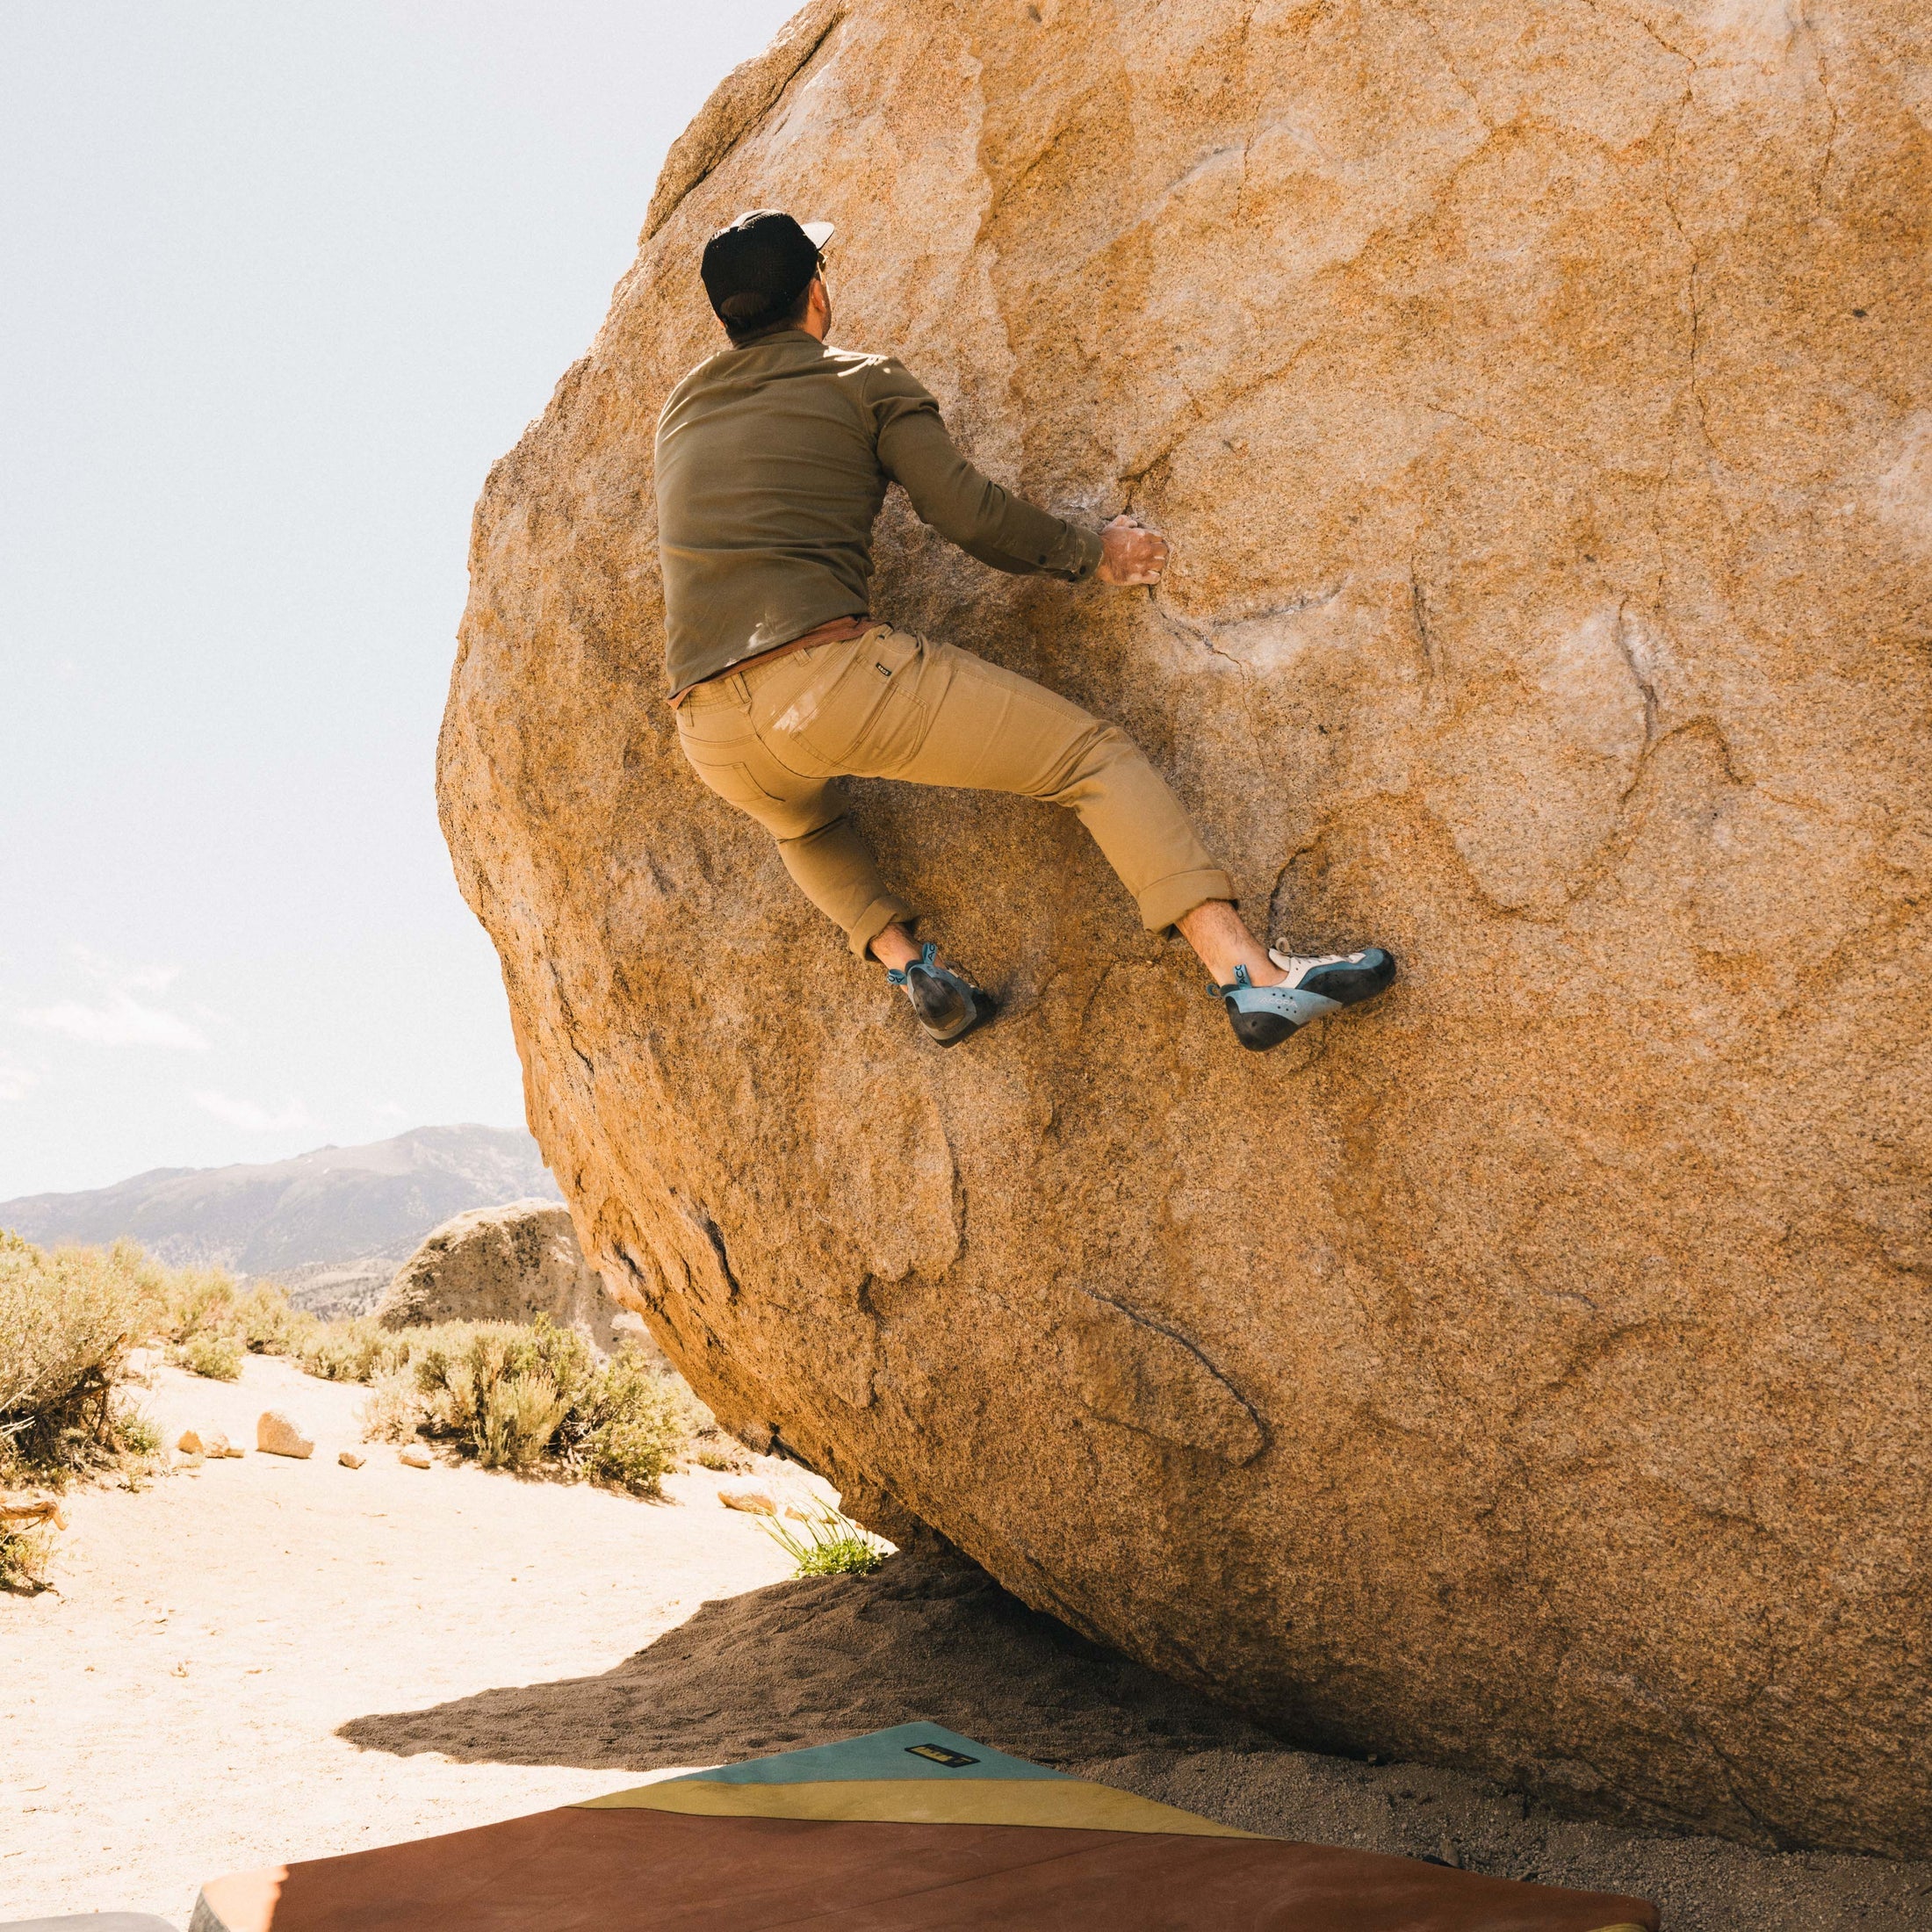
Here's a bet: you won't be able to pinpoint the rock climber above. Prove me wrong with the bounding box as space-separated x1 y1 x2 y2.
656 209 1396 1050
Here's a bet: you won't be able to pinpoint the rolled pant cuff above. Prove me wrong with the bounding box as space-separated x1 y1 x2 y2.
847 893 917 960
1137 868 1238 934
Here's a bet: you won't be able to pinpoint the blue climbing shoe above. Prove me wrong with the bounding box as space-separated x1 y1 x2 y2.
1211 947 1397 1052
888 941 998 1048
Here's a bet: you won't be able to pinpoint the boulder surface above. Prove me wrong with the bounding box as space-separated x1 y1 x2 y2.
437 0 1932 1854
375 1200 623 1352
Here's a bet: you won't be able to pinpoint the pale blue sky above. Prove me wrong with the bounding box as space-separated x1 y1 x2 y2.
0 1 801 1195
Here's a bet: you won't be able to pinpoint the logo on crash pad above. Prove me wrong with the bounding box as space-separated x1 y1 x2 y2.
905 1743 979 1768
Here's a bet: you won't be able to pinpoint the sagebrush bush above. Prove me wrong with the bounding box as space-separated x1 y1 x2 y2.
350 1316 697 1495
1 1233 703 1499
234 1281 314 1354
573 1348 699 1496
169 1330 243 1381
289 1316 407 1385
357 1367 420 1444
152 1262 314 1352
412 1319 591 1470
0 1229 161 1483
152 1263 241 1343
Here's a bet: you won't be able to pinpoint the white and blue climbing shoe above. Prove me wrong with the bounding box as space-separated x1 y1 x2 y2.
1211 947 1397 1052
888 941 998 1048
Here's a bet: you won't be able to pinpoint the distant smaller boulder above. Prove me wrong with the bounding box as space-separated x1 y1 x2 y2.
374 1200 621 1352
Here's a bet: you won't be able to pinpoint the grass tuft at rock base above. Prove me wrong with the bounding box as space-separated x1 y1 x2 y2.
762 1506 891 1577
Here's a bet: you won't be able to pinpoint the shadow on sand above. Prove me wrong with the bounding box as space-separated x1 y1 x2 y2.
332 1556 1932 1932
336 1554 1270 1774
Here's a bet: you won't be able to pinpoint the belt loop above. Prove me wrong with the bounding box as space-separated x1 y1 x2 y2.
728 670 751 703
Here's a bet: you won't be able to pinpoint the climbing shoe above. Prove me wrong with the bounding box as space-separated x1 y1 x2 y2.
888 941 998 1048
1210 947 1397 1052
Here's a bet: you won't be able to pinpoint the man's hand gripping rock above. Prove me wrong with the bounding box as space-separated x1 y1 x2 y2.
1097 512 1171 587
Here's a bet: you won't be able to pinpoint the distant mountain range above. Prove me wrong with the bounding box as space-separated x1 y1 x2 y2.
0 1125 562 1316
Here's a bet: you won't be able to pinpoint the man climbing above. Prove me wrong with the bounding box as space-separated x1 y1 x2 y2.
656 209 1396 1051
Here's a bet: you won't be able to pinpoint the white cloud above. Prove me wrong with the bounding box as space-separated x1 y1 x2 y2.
0 1066 34 1103
17 950 211 1050
193 1092 312 1133
21 990 211 1050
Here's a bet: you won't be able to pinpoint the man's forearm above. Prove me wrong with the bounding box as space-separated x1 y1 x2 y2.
877 400 1101 582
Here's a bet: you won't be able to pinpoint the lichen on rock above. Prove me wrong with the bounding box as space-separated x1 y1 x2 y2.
437 0 1932 1856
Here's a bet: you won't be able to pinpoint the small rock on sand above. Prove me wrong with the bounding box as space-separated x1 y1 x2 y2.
398 1447 432 1469
718 1488 776 1516
205 1432 232 1459
175 1430 203 1454
256 1411 314 1460
338 1451 365 1469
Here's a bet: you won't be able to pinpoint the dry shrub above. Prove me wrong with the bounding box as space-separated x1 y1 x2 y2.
290 1316 407 1385
0 1518 57 1592
573 1347 701 1496
0 1230 160 1483
169 1330 243 1381
152 1263 239 1342
234 1281 314 1354
1 1232 703 1501
356 1317 698 1495
152 1263 315 1358
411 1319 591 1470
356 1367 420 1444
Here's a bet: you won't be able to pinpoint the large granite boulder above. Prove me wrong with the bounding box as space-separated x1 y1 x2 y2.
437 0 1932 1855
375 1200 623 1352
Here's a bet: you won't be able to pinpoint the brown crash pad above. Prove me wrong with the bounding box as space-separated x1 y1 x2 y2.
191 1725 1656 1930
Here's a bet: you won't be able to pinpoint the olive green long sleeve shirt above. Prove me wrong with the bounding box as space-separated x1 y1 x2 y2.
654 328 1104 696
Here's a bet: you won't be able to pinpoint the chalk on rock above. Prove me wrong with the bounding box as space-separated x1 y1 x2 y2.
719 1488 777 1516
338 1450 365 1469
399 1446 432 1469
256 1411 314 1460
205 1432 232 1459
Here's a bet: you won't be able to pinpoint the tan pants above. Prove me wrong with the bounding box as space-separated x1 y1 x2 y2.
675 624 1235 958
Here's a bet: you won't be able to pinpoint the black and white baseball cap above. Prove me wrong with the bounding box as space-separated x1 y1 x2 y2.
700 210 835 330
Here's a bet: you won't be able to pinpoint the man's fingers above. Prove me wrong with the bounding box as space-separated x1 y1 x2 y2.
1098 514 1171 586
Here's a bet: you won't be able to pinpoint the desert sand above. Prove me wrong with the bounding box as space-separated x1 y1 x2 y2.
1 1354 818 1924
5 1355 1930 1929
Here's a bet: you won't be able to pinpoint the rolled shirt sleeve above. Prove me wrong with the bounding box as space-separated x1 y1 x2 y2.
867 360 1104 582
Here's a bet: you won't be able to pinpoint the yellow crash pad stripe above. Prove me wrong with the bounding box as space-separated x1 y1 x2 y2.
578 1775 1259 1837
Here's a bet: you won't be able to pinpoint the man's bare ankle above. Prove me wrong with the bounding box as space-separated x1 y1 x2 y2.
869 922 922 973
1175 899 1282 986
